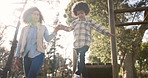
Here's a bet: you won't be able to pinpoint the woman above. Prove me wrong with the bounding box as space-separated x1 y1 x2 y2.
14 7 61 78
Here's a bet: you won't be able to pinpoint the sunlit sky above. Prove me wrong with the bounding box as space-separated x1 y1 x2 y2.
0 0 147 59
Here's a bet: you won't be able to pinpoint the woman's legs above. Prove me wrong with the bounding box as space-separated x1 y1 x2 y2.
24 53 44 78
24 55 32 76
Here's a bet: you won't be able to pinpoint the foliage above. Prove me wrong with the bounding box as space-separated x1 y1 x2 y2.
0 25 8 46
117 26 143 65
116 0 148 77
86 0 114 63
0 47 13 77
89 31 111 63
136 42 148 77
39 53 72 78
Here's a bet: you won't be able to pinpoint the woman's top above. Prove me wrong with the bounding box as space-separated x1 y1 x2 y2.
15 26 56 58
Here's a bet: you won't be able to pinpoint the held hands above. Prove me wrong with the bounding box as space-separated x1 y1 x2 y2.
54 25 65 32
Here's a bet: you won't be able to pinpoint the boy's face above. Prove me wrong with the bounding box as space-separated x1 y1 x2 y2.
77 10 85 19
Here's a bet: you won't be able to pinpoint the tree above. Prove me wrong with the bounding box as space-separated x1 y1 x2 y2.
117 0 148 78
117 27 143 78
137 42 148 78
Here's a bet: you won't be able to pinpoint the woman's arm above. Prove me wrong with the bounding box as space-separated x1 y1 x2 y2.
13 27 25 70
15 27 25 57
44 26 64 42
44 27 57 42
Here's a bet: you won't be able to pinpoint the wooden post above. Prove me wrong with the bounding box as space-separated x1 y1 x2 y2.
107 0 118 78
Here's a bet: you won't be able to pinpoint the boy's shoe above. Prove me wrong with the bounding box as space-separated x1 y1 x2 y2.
73 74 80 78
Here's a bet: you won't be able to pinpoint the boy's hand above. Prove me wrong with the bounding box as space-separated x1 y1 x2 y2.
57 24 65 30
108 33 116 37
54 25 65 32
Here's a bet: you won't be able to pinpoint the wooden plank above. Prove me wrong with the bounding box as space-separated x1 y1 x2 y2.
115 21 148 27
114 7 148 14
86 65 112 68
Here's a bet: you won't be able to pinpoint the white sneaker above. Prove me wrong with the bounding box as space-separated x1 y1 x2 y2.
73 74 80 78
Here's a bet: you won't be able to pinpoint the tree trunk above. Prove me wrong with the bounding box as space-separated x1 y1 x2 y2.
122 52 134 78
132 52 138 78
122 51 138 78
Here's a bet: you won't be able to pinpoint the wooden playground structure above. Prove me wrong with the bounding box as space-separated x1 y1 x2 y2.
83 0 148 78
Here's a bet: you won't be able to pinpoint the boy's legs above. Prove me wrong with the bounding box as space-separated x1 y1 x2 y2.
75 45 89 78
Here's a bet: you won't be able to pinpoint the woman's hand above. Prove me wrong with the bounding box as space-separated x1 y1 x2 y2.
13 57 19 70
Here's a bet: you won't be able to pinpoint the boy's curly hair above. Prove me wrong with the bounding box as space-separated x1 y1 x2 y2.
71 1 90 17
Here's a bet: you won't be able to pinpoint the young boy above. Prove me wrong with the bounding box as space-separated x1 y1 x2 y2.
60 1 114 78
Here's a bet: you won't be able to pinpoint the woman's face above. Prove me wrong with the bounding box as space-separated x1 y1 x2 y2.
77 10 85 19
32 11 40 23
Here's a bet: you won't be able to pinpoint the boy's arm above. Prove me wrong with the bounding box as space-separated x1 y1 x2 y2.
58 20 76 32
90 19 111 36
